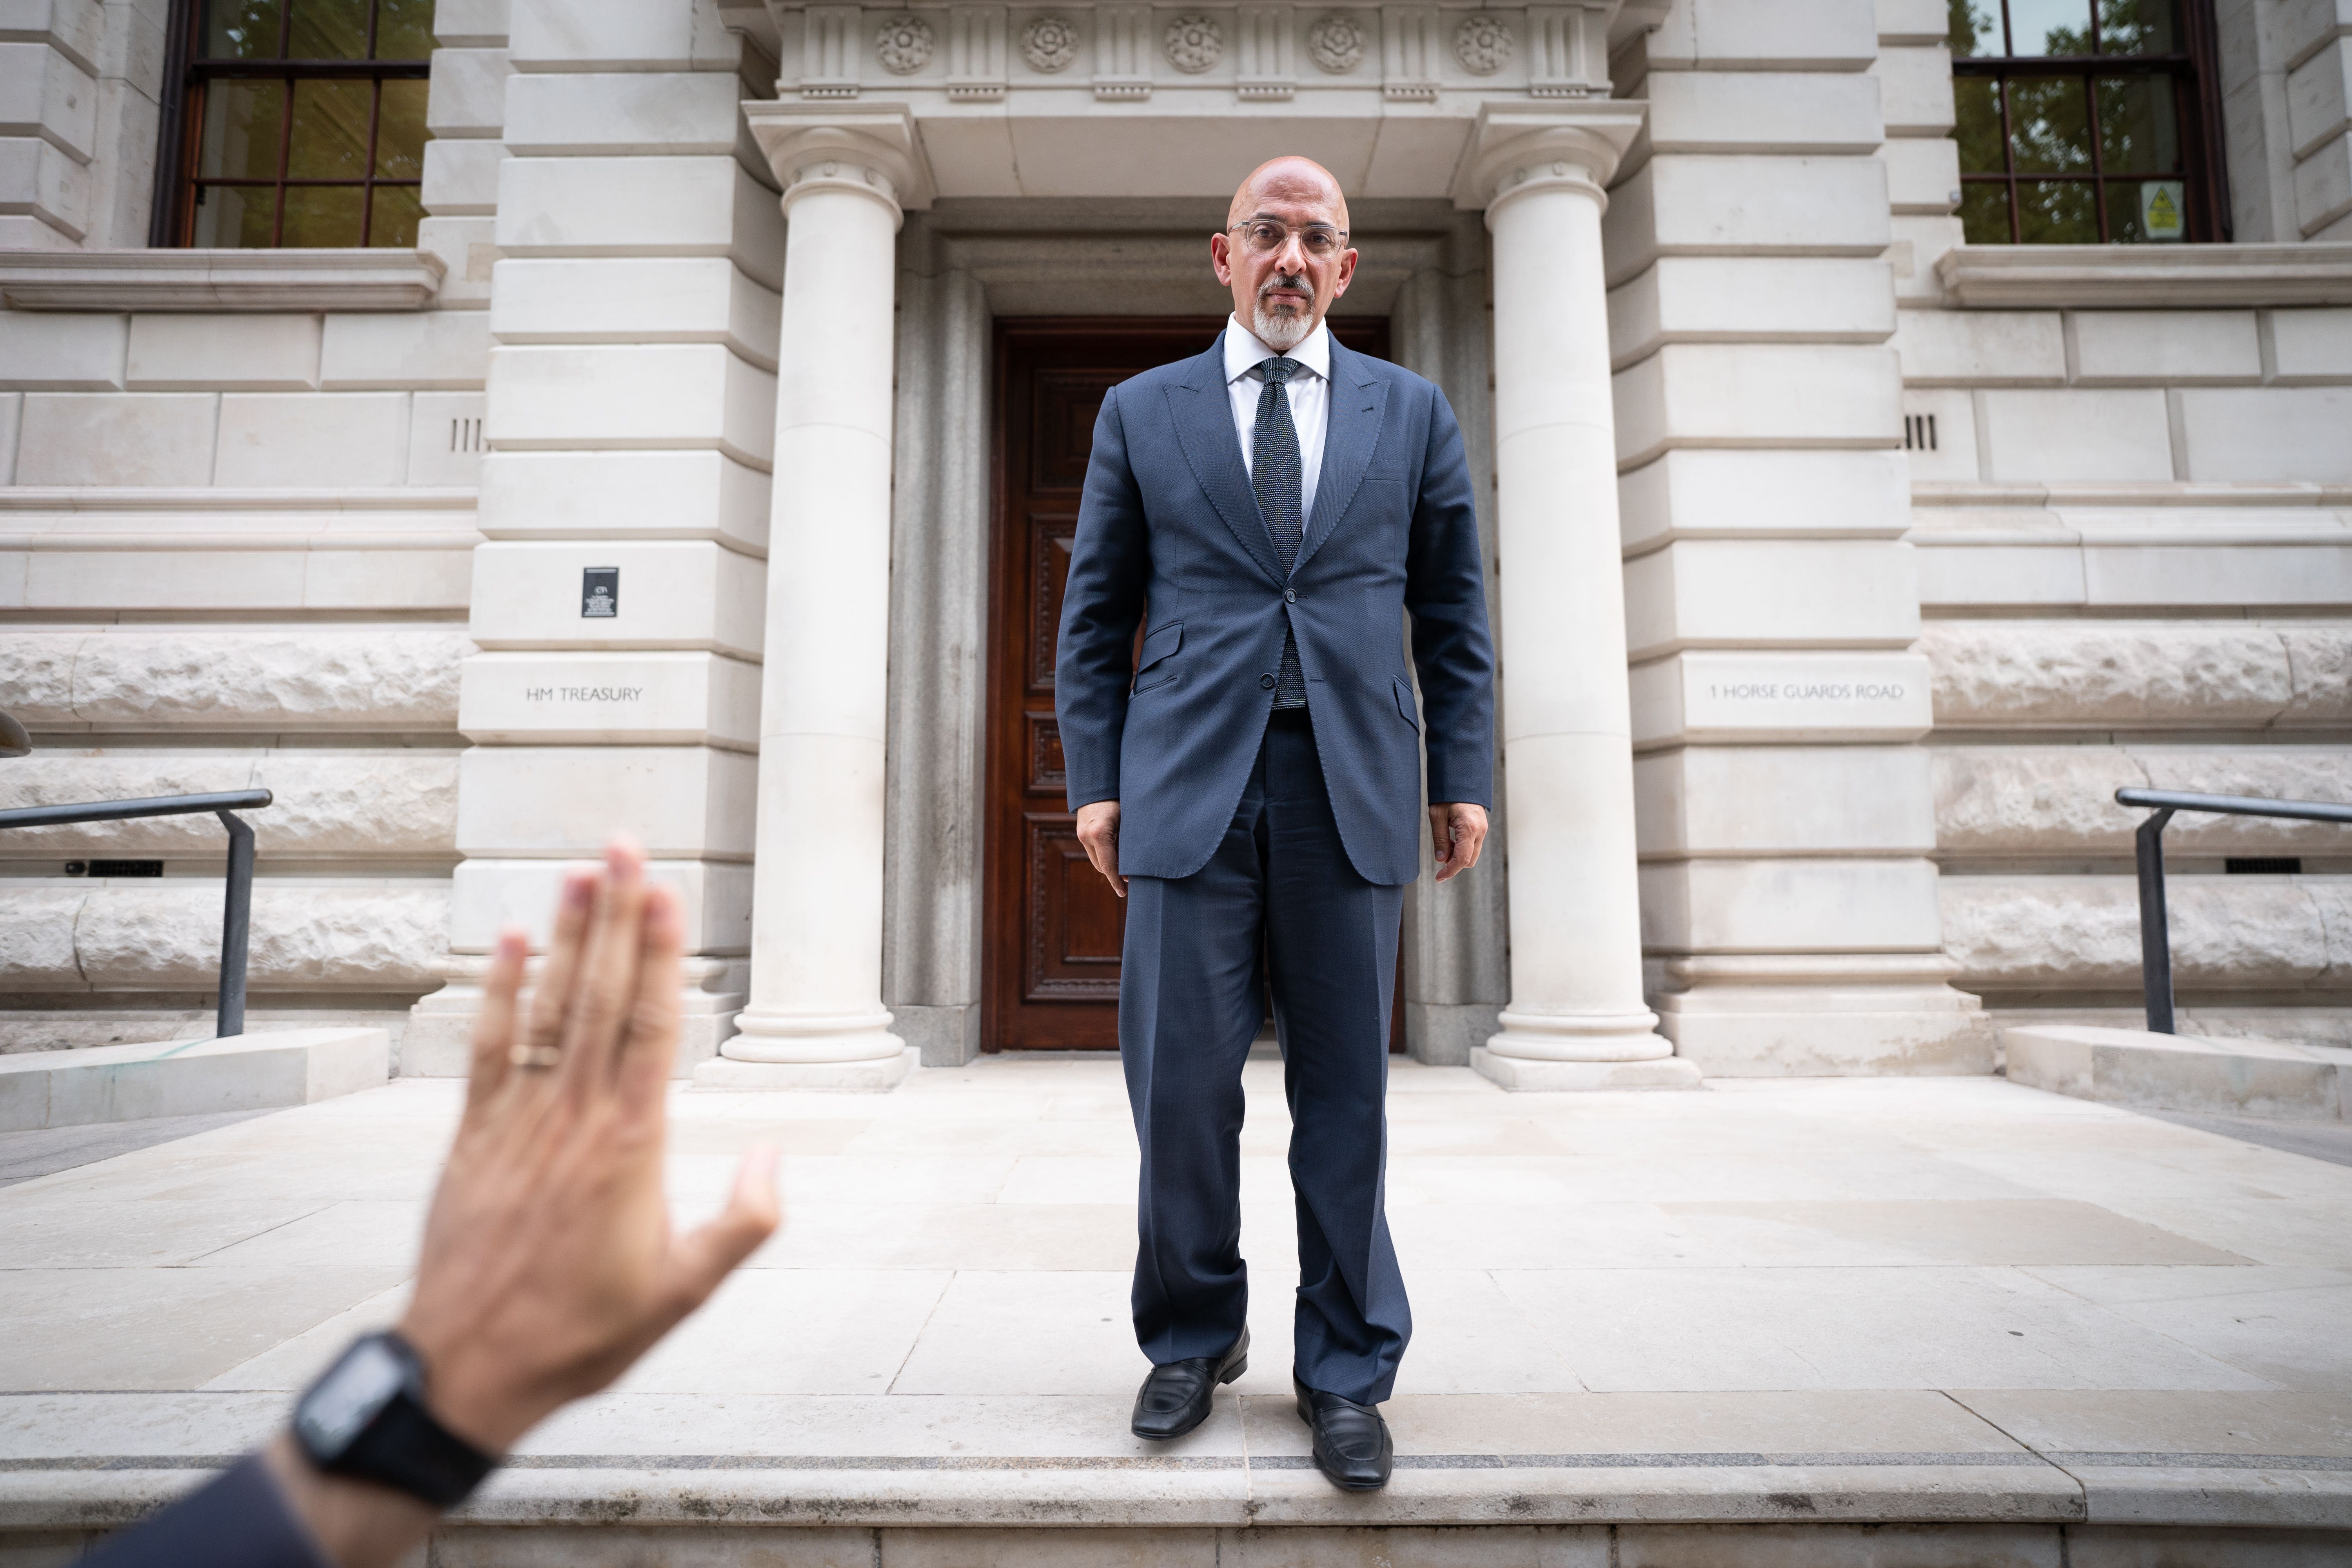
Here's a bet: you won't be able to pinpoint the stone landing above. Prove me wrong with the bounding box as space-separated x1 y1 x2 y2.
3 1062 2350 1562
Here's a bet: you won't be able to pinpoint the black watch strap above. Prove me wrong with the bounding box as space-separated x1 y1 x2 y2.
305 1332 498 1509
332 1386 497 1508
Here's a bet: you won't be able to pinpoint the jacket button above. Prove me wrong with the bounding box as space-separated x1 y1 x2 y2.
1260 673 1276 689
1283 588 1297 603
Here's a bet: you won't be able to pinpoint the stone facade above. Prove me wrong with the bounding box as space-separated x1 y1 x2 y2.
0 0 2347 1077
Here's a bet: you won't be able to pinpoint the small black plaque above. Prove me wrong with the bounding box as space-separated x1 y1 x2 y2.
582 567 619 619
2225 857 2302 875
87 859 164 877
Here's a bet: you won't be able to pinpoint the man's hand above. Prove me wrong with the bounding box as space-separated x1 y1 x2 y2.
1429 802 1488 884
257 840 780 1568
397 841 780 1453
1076 800 1126 899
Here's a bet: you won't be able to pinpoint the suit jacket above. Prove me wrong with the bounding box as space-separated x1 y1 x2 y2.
1055 332 1495 888
79 1454 332 1568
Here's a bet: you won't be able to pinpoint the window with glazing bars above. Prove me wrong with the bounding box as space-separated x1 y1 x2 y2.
1949 0 2229 244
155 0 436 248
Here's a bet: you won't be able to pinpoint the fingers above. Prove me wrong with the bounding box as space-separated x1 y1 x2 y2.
615 880 686 1109
559 839 650 1091
521 869 596 1074
464 928 530 1114
666 1145 782 1314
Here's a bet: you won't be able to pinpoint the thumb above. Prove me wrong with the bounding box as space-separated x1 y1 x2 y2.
667 1144 782 1309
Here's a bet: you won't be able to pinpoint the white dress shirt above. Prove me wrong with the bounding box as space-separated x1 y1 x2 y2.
1223 313 1330 525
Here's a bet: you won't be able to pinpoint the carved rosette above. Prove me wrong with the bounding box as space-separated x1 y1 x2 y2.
875 13 936 73
1306 12 1365 73
1454 13 1513 75
1021 13 1080 71
1163 13 1224 72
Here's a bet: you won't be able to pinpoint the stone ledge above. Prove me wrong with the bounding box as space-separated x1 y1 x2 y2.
2003 1023 2349 1122
1912 480 2352 508
0 1026 387 1131
0 489 477 512
11 1455 2352 1534
0 250 447 312
1935 243 2352 308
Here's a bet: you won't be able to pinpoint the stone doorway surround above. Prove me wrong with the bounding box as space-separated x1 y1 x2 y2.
700 0 1709 1091
883 201 1496 1070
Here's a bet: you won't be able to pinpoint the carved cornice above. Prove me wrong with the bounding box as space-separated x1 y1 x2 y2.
743 100 938 216
758 0 1626 105
1450 101 1644 218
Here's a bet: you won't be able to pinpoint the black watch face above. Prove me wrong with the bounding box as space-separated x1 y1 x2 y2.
297 1338 410 1458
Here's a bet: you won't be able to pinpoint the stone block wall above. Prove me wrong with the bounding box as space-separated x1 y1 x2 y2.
1887 28 2352 1037
0 0 504 1055
1608 0 1987 1075
0 0 161 250
409 0 779 1077
2220 0 2352 241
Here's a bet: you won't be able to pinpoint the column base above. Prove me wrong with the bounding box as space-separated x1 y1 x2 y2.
1471 1046 1703 1091
1652 955 1993 1077
693 1046 919 1092
1485 1004 1678 1063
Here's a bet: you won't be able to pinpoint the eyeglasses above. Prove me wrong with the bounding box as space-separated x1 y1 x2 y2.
1227 219 1349 257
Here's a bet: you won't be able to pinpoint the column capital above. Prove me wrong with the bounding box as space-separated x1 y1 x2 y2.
743 100 936 221
1450 100 1647 223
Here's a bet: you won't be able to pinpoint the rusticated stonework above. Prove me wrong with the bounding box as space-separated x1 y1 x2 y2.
0 630 472 731
1918 621 2352 729
1941 876 2352 992
1933 746 2352 857
4 885 451 991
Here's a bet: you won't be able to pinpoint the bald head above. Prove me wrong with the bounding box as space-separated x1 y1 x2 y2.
1228 156 1350 233
1211 154 1357 351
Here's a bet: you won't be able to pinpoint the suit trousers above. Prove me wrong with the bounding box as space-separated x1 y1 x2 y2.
1118 708 1412 1405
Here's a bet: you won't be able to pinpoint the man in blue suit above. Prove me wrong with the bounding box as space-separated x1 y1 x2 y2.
1056 155 1495 1491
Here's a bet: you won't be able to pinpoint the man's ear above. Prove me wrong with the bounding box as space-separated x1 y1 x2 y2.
1210 230 1235 287
1329 247 1357 299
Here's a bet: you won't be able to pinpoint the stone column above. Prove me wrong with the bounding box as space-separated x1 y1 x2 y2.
1457 106 1700 1091
698 106 930 1091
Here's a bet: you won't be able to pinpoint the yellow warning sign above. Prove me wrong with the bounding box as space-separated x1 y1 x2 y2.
2141 181 2185 242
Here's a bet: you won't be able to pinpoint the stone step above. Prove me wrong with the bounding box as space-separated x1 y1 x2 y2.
0 1027 388 1132
2002 1023 2350 1121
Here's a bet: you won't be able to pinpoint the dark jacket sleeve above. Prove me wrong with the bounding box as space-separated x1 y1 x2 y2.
1054 383 1151 811
80 1454 336 1568
1403 384 1496 809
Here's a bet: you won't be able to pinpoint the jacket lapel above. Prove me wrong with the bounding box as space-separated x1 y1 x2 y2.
1165 340 1282 586
1293 338 1387 577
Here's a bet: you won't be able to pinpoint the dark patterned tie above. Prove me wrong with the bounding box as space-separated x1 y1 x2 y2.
1252 357 1308 709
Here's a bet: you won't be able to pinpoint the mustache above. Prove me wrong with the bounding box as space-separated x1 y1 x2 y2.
1258 271 1310 306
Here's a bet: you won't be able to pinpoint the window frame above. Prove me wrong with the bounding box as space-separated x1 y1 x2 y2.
1951 0 2233 245
150 0 432 250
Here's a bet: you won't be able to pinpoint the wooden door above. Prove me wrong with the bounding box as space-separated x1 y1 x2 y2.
984 316 1393 1052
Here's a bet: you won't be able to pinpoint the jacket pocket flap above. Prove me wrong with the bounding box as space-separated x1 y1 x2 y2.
1393 674 1420 731
1137 621 1183 674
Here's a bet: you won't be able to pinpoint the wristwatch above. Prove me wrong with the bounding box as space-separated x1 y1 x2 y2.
291 1331 498 1508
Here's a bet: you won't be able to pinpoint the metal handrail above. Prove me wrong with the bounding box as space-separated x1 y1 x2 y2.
0 789 274 1038
2113 787 2352 1034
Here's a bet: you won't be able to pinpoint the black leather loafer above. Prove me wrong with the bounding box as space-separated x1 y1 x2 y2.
1130 1327 1250 1440
1294 1373 1393 1490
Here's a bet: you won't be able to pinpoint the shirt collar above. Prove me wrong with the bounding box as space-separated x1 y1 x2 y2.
1224 313 1330 386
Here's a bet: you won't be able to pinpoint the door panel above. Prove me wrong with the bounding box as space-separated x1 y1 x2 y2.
983 316 1395 1052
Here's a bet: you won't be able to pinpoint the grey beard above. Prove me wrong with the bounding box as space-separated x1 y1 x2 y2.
1252 277 1314 350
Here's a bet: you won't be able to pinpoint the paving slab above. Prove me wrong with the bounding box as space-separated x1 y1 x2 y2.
4 1063 2352 1542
